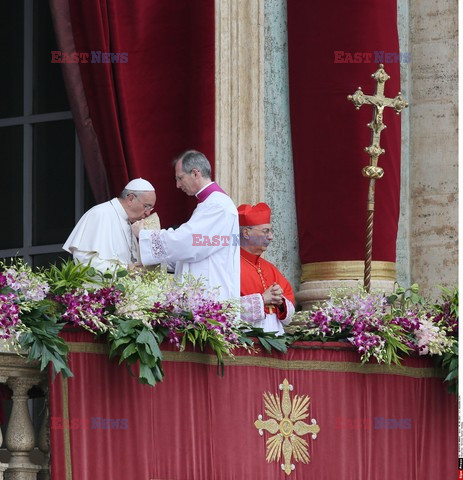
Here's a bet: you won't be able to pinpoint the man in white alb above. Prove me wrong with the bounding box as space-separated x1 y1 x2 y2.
63 178 157 272
131 150 240 301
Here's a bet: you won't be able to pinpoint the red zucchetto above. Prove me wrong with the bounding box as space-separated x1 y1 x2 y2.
238 203 271 226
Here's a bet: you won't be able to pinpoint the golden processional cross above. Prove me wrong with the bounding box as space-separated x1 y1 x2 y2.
347 64 408 292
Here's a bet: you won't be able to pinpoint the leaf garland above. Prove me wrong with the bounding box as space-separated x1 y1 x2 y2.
0 260 459 391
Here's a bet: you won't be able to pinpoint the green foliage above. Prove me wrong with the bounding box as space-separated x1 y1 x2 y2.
99 267 129 287
378 322 412 365
386 283 427 313
107 318 164 386
435 344 458 394
179 321 229 366
437 285 458 318
237 327 290 354
44 260 130 294
432 286 458 393
18 311 72 378
43 260 101 294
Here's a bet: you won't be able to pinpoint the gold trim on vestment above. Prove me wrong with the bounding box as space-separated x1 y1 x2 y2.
66 342 443 378
301 260 396 282
61 377 72 480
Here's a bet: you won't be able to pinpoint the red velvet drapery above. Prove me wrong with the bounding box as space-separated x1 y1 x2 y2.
288 0 402 264
49 332 457 479
49 0 215 226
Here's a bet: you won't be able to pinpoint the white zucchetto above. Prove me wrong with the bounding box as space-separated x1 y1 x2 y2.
124 178 155 191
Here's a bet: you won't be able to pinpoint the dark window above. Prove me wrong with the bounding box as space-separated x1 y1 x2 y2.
33 120 76 245
33 0 70 114
0 0 96 268
0 126 23 250
0 2 24 118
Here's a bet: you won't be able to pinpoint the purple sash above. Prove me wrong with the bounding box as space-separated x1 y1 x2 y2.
196 182 228 203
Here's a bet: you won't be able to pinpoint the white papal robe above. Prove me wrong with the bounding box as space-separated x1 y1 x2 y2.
139 189 240 300
63 198 138 272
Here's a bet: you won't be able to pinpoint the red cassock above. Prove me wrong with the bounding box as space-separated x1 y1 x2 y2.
240 248 295 334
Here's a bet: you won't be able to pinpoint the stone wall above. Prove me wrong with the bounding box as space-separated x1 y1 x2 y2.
408 0 458 297
264 0 300 292
397 0 412 287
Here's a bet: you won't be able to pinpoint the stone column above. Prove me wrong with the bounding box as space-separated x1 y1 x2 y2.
0 462 8 479
263 0 301 292
37 384 49 480
5 378 41 480
0 377 9 480
408 0 458 297
215 0 265 205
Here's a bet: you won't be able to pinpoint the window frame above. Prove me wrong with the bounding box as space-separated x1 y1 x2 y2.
0 0 86 265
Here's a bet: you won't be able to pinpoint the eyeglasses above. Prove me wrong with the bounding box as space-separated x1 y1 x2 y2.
175 169 197 181
132 194 154 212
249 227 273 235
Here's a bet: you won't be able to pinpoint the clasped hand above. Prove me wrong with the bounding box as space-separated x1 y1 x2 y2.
262 283 284 307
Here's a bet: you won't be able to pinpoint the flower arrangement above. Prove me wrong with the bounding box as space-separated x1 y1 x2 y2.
292 283 458 391
0 260 458 391
0 260 282 386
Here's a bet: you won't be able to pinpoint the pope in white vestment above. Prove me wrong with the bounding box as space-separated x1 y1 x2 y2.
133 150 240 301
63 178 157 272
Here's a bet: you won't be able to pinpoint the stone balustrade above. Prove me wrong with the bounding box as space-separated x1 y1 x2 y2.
0 348 48 480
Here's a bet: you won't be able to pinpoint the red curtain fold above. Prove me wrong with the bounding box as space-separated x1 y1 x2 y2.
49 0 111 203
49 332 457 479
288 0 401 264
49 0 215 226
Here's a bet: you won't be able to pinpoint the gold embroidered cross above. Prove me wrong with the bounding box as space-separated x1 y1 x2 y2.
254 379 320 475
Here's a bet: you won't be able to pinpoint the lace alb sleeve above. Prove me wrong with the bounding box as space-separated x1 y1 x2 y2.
139 230 168 266
280 297 295 325
240 294 265 323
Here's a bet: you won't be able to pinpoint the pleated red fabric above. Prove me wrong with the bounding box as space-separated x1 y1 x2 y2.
49 0 215 226
288 0 402 264
49 332 457 479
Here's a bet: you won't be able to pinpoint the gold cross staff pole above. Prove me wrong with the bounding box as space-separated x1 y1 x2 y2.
347 64 408 292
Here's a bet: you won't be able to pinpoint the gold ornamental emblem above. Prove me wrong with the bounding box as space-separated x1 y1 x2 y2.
254 379 320 475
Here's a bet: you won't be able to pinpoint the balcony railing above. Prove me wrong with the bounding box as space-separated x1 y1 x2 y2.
0 345 49 480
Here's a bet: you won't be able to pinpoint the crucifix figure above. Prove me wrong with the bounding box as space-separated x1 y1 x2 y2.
348 64 408 292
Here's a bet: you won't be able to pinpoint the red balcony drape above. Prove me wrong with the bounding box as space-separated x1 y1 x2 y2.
49 0 215 226
288 0 401 274
49 331 457 480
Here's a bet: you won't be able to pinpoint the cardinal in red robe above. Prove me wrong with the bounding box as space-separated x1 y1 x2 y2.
238 203 295 335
